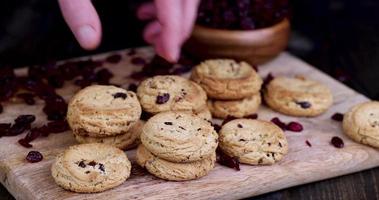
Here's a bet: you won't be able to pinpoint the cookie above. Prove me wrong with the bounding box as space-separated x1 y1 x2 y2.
137 75 207 114
136 145 216 181
141 111 218 163
73 120 144 150
207 93 261 119
343 101 379 148
51 143 131 193
190 59 262 100
219 119 288 165
264 76 333 117
67 85 142 137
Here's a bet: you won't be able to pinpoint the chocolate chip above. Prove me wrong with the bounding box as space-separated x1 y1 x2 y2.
112 92 127 99
88 161 97 167
164 122 173 125
85 171 90 174
239 139 246 142
78 161 86 168
156 93 170 104
237 124 243 128
197 128 202 131
295 101 311 109
98 163 105 172
179 126 186 130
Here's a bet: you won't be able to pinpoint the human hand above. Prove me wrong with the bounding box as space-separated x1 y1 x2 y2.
58 0 200 63
137 0 200 62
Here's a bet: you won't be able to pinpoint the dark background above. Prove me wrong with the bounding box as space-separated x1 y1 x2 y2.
0 0 379 199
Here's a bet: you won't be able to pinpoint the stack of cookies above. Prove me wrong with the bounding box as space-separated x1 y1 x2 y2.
137 75 211 120
191 59 263 119
51 143 132 193
136 111 218 181
67 85 143 150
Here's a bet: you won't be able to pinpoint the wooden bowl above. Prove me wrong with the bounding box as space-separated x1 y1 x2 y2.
184 19 290 65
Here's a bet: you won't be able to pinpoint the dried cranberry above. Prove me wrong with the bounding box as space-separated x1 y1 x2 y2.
295 101 312 109
331 113 344 122
131 57 146 66
112 92 127 99
140 111 153 121
305 140 312 147
15 115 36 125
127 83 138 92
46 120 69 133
331 136 344 148
106 54 122 63
156 93 170 104
271 117 286 130
286 122 303 132
245 114 258 119
26 151 43 163
0 123 11 132
17 93 35 105
222 116 237 125
6 123 30 136
96 68 113 85
217 148 240 171
127 49 136 56
263 73 274 88
18 139 33 148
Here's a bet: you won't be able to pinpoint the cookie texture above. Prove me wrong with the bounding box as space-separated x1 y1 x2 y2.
136 145 216 181
219 119 288 165
343 101 379 148
208 94 261 119
73 120 144 150
67 85 142 137
137 75 207 114
190 59 262 100
51 143 131 193
141 111 218 162
264 76 333 117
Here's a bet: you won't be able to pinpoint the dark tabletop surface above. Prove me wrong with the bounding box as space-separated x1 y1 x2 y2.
1 0 379 199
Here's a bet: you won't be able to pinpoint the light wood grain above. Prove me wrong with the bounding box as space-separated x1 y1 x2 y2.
0 47 376 200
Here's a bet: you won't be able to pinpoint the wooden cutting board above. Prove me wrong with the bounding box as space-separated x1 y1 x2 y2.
0 47 376 200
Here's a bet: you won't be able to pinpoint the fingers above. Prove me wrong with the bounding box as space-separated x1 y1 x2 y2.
58 0 102 50
155 0 182 62
182 0 200 40
137 2 156 20
143 21 161 44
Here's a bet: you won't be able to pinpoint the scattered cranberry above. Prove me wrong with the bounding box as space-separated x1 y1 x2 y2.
106 54 122 63
296 101 312 109
18 139 33 148
131 57 146 66
286 122 303 132
246 114 258 119
127 83 138 92
263 73 274 88
271 117 286 130
15 115 36 125
46 120 70 133
331 136 344 148
222 116 237 125
331 113 344 122
26 151 43 163
156 93 170 104
17 93 36 105
305 140 312 147
217 148 240 171
127 49 136 56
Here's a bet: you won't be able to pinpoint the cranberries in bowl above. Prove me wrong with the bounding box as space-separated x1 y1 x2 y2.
185 0 290 65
